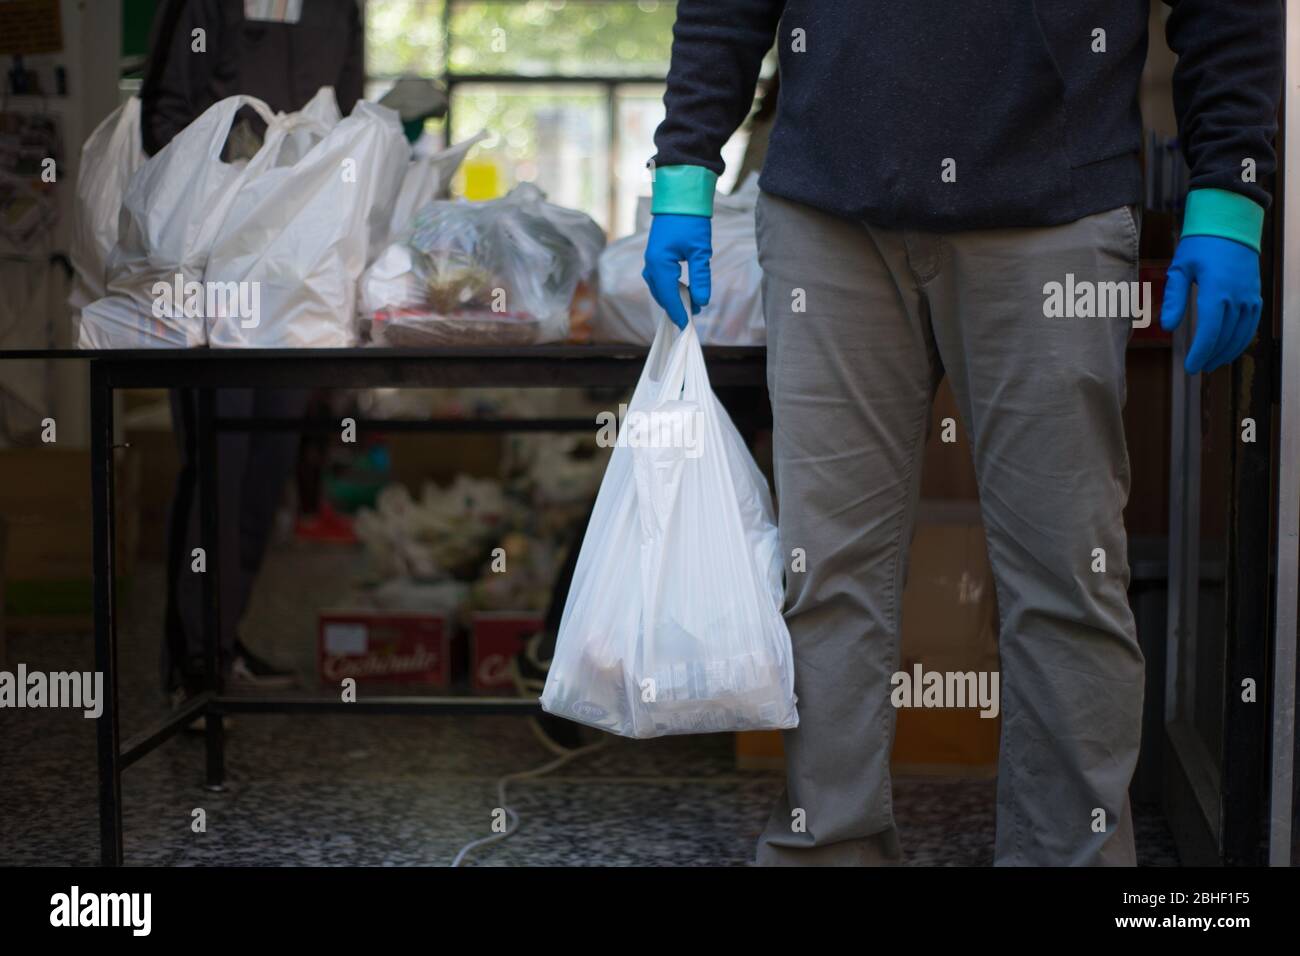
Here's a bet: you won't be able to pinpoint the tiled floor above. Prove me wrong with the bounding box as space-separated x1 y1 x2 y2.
0 545 1180 867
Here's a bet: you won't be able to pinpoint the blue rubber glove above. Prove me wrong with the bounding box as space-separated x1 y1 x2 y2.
1160 235 1263 374
642 213 712 330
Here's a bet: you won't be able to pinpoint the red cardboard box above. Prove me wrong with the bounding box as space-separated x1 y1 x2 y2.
318 610 459 687
471 611 543 693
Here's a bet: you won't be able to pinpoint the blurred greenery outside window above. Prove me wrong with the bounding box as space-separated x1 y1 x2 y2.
364 0 754 235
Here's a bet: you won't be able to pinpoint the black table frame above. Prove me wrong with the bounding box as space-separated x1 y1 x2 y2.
70 346 768 866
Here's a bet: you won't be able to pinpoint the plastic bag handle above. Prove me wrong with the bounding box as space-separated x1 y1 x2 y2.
642 314 698 405
629 317 712 650
258 112 334 167
204 95 278 162
680 323 708 404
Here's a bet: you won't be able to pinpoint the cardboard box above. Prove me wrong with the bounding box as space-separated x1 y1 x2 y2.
736 501 1001 775
470 611 543 693
735 726 786 771
387 433 503 491
0 448 139 631
892 500 1001 773
318 610 462 688
898 502 999 671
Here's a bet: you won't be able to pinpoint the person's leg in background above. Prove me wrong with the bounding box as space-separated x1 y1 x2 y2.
165 388 255 694
163 388 305 697
921 207 1145 865
226 389 310 687
753 192 940 865
162 387 198 695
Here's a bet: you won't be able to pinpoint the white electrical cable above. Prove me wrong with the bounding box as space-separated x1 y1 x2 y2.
450 735 609 867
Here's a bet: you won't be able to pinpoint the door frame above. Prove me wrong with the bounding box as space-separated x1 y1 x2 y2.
1268 0 1300 869
1164 0 1298 867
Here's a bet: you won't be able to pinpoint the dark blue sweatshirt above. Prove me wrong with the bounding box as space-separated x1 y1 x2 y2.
651 1 1282 234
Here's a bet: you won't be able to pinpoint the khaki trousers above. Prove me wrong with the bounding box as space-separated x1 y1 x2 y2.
753 191 1144 866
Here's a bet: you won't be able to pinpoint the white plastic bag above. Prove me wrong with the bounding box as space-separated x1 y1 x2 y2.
386 130 487 244
204 99 408 347
274 86 343 164
68 98 145 321
594 178 765 346
79 94 279 349
541 318 797 738
358 243 422 318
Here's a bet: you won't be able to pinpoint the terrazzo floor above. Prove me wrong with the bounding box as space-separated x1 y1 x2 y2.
0 544 1181 867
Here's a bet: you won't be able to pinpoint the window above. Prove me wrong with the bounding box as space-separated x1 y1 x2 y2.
364 0 755 234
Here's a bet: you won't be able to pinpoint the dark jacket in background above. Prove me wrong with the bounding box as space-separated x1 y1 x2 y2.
652 1 1283 230
140 0 365 156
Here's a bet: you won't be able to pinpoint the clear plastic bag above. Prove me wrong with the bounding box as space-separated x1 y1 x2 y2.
540 318 798 738
362 183 604 346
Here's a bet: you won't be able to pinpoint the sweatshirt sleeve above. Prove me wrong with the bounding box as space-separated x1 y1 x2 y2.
334 0 366 116
139 0 225 157
1164 0 1283 211
650 1 785 184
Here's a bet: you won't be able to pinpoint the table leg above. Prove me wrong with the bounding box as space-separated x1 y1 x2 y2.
90 361 123 866
196 388 226 790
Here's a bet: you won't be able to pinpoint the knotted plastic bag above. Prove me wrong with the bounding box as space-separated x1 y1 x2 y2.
79 95 280 348
204 95 408 347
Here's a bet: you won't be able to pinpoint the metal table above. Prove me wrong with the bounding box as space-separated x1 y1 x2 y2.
6 346 769 865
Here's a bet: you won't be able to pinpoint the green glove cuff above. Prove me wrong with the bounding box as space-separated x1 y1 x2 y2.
1182 188 1265 254
650 165 718 217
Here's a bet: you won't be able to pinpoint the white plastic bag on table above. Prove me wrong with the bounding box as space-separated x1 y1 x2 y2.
68 97 145 323
540 318 797 738
205 99 408 347
79 95 280 349
593 177 764 346
358 243 422 318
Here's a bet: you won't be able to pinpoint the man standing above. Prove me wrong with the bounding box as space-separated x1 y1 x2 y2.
643 2 1282 864
141 0 365 700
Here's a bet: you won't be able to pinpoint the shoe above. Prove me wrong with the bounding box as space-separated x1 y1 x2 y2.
229 641 298 691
